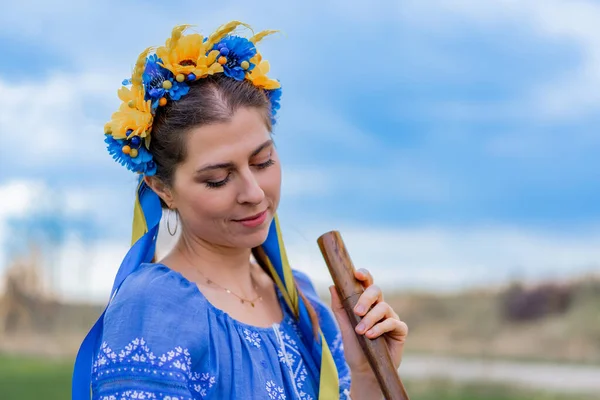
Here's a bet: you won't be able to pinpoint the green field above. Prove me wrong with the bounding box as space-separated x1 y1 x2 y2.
0 355 73 399
0 354 594 400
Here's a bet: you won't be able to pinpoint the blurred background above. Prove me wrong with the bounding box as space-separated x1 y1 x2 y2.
1 0 600 399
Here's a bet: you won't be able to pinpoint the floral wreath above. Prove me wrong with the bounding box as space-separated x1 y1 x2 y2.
103 21 282 176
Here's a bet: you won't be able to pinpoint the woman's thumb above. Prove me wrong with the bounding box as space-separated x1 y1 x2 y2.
329 285 352 330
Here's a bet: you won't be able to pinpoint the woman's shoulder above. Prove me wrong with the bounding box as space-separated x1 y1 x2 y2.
292 268 321 301
101 263 208 350
93 263 210 395
109 262 200 307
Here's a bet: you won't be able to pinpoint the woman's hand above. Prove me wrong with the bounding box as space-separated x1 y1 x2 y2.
329 268 408 396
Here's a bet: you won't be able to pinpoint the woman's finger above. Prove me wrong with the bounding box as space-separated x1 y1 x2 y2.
353 284 383 317
365 317 409 341
354 268 374 288
354 302 394 334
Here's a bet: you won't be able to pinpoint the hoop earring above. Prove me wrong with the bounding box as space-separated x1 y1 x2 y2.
167 208 179 236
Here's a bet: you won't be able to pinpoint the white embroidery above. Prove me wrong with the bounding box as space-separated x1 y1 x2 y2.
332 332 344 353
191 372 217 397
275 326 313 400
282 313 302 336
94 338 216 399
99 390 157 399
243 328 262 348
123 390 157 399
342 388 352 400
94 338 159 372
266 380 287 399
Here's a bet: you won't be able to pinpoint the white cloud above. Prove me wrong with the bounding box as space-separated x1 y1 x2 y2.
0 1 274 68
35 221 600 302
0 180 48 288
0 180 46 218
0 72 120 169
53 238 129 303
49 222 600 301
5 0 600 125
2 181 599 302
280 222 600 293
435 0 600 120
0 181 53 266
0 179 133 271
281 168 334 197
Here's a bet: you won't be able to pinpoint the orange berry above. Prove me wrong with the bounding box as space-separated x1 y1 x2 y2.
159 97 167 106
218 56 227 65
122 145 131 154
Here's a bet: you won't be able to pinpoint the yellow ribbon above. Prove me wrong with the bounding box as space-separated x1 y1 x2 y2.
131 180 148 246
256 213 340 398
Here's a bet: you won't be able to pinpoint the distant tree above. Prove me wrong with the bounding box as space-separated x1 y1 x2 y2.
500 281 572 322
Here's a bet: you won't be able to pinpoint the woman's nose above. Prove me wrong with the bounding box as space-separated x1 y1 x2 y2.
237 171 265 205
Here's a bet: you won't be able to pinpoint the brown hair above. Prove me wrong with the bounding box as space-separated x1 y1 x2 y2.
150 75 273 197
149 75 322 341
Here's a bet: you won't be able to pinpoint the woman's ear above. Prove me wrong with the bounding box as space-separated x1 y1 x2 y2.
144 176 175 209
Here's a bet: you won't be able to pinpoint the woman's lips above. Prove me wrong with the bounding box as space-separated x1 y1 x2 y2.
233 210 268 228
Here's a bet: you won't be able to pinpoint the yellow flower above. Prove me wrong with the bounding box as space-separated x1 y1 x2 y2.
155 25 228 79
246 53 280 90
193 48 224 78
156 23 258 80
107 86 153 140
156 32 210 76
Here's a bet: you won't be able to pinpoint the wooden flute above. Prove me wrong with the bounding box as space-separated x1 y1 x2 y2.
317 231 409 400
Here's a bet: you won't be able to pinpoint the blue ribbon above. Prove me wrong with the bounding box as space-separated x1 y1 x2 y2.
71 179 162 399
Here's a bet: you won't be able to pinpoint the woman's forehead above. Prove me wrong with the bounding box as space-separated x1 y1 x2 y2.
185 109 272 162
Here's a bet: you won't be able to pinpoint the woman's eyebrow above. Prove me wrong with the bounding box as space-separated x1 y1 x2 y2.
250 139 274 157
195 139 273 174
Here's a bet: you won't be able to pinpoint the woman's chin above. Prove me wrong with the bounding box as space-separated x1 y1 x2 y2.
235 218 273 248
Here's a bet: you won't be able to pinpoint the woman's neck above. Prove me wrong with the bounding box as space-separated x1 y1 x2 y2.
165 230 257 297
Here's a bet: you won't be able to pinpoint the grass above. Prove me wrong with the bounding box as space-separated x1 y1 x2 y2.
404 379 595 400
0 355 595 400
0 354 73 399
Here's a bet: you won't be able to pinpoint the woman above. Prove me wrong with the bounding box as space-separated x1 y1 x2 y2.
73 21 408 400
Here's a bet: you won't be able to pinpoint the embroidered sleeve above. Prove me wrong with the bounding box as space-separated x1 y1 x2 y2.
92 338 197 400
91 268 215 399
292 270 352 399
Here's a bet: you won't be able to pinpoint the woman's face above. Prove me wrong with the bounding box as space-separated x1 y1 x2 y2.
165 107 281 249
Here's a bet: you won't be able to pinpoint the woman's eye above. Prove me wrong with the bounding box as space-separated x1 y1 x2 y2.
255 159 275 169
205 174 230 189
204 158 274 189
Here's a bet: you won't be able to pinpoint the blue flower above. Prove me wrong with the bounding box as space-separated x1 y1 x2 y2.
105 136 157 176
129 145 156 175
142 54 190 109
213 36 257 81
167 80 189 101
266 88 282 125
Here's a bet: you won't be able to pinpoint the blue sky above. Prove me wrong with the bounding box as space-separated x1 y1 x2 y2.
1 0 600 301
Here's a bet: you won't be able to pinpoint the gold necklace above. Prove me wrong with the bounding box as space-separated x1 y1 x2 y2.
196 267 264 307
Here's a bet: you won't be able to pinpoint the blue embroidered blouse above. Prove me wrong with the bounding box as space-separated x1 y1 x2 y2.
91 263 351 399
